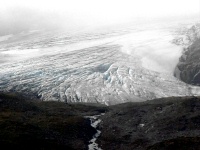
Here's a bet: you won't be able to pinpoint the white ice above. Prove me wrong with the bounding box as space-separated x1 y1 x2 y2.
0 34 13 42
117 30 183 75
0 17 200 105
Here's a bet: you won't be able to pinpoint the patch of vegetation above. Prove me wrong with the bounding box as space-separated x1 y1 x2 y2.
147 137 200 150
98 96 200 150
0 92 107 150
1 92 200 149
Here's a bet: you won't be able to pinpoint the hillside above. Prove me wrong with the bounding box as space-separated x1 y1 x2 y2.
1 93 200 149
0 93 107 150
99 96 200 150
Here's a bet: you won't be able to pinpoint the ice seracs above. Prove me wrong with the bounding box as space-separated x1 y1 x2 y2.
0 18 200 105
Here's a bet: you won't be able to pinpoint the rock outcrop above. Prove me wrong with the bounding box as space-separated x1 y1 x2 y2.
174 23 200 85
176 39 200 85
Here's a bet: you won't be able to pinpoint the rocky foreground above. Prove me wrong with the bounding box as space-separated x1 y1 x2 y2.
0 93 107 150
1 93 200 150
99 96 200 150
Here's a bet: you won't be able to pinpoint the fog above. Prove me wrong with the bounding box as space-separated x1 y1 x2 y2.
0 0 200 104
0 0 199 35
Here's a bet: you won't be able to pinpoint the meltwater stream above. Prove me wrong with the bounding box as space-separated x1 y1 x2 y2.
85 113 105 150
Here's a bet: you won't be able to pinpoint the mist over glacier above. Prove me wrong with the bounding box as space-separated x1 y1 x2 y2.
0 16 200 105
0 0 200 105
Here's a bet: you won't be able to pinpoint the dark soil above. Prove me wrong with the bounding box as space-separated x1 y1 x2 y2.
0 92 107 150
1 92 200 150
98 96 200 150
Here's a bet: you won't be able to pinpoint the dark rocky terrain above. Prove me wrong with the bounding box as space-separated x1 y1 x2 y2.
176 38 200 85
98 96 200 150
174 23 200 86
1 93 200 149
0 92 107 150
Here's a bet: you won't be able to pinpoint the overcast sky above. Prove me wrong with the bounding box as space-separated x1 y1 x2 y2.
0 0 199 35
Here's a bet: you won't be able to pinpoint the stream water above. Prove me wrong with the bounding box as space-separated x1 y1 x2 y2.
85 113 105 150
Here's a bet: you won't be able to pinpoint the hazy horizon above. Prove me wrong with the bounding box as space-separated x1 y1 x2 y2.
0 0 199 35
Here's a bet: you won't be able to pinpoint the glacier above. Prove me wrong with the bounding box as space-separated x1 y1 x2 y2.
0 17 200 105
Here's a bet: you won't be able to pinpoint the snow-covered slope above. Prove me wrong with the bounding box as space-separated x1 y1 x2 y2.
0 18 199 105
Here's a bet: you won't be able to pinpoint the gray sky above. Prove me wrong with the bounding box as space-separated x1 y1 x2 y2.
0 0 199 35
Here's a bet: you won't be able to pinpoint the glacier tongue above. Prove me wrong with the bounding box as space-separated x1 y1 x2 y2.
0 20 200 105
0 44 194 105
